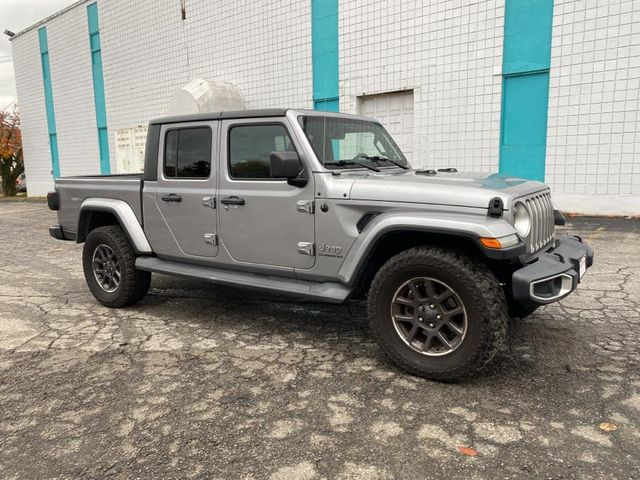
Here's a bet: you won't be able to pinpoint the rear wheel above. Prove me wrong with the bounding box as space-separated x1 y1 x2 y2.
82 225 151 308
368 246 508 381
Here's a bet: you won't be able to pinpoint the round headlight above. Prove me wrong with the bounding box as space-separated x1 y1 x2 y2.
513 202 531 237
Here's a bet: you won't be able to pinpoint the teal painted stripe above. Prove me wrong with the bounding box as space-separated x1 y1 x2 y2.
313 98 339 112
503 0 554 75
311 0 339 112
500 73 549 181
87 2 111 174
499 0 554 182
38 27 61 178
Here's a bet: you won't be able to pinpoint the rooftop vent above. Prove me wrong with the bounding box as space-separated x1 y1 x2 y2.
168 79 244 115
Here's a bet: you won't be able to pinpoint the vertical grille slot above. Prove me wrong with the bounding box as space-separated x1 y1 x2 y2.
521 190 555 255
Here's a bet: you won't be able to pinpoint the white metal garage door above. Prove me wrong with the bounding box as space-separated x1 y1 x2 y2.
357 90 414 162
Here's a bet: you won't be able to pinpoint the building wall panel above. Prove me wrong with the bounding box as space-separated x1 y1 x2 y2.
9 0 640 213
12 30 53 196
339 0 505 172
44 2 100 178
547 0 640 197
100 0 313 173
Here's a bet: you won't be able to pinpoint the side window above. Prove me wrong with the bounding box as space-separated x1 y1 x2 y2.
229 124 296 179
163 127 211 179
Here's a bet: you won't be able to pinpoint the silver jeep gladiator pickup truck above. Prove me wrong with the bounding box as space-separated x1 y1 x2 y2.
48 109 593 380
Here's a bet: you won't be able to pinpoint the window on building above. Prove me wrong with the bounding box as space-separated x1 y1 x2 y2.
228 124 296 179
164 127 211 179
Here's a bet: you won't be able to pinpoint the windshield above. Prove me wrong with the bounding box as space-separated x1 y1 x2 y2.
299 116 408 169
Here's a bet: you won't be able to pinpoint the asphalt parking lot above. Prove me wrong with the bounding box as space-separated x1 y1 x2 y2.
0 202 638 479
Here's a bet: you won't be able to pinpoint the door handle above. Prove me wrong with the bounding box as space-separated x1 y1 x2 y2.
161 194 182 202
220 196 246 206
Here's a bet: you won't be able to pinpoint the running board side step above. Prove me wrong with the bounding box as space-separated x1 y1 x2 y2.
135 257 351 303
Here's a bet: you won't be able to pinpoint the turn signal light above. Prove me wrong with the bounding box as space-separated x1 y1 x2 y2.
480 237 502 249
480 234 520 249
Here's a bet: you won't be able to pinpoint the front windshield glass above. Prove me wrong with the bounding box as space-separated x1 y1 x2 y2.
299 116 408 169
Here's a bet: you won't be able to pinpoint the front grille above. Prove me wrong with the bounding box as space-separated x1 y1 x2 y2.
522 190 555 255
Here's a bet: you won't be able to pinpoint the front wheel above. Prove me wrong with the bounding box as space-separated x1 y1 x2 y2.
367 246 508 381
82 225 151 308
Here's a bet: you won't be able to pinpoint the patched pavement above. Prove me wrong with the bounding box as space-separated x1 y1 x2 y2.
0 202 638 479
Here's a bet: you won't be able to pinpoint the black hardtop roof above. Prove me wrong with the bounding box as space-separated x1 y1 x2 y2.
149 108 290 125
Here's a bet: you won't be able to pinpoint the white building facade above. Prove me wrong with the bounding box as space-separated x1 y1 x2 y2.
10 0 640 215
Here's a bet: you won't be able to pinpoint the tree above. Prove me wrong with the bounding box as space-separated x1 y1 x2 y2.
0 104 24 197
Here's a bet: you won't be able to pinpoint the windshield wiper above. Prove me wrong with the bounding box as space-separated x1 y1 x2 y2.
324 160 381 172
358 155 410 170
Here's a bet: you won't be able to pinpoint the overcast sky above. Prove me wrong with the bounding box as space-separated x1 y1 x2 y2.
1 0 76 109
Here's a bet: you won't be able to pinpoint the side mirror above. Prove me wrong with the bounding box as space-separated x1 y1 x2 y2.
270 151 307 187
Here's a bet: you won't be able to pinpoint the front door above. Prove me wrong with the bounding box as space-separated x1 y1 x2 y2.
155 122 219 258
218 119 315 269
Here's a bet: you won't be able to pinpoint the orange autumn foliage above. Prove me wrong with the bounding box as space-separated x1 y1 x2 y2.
0 104 24 196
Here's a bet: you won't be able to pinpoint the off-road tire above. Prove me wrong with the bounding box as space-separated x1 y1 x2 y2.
83 225 151 308
508 303 539 319
367 246 508 381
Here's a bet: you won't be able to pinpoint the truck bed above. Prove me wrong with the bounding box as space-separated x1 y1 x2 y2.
55 174 144 237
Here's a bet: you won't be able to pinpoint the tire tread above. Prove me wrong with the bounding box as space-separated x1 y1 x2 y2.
83 225 150 308
367 246 507 381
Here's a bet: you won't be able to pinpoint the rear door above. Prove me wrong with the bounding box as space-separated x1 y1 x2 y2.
155 121 219 258
217 118 315 269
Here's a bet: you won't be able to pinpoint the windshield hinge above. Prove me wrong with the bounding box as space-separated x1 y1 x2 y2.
296 200 315 214
488 197 504 218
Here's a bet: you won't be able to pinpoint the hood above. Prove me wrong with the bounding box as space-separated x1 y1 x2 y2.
348 169 548 209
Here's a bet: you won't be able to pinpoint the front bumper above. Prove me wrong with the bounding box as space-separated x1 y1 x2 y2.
512 234 594 305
